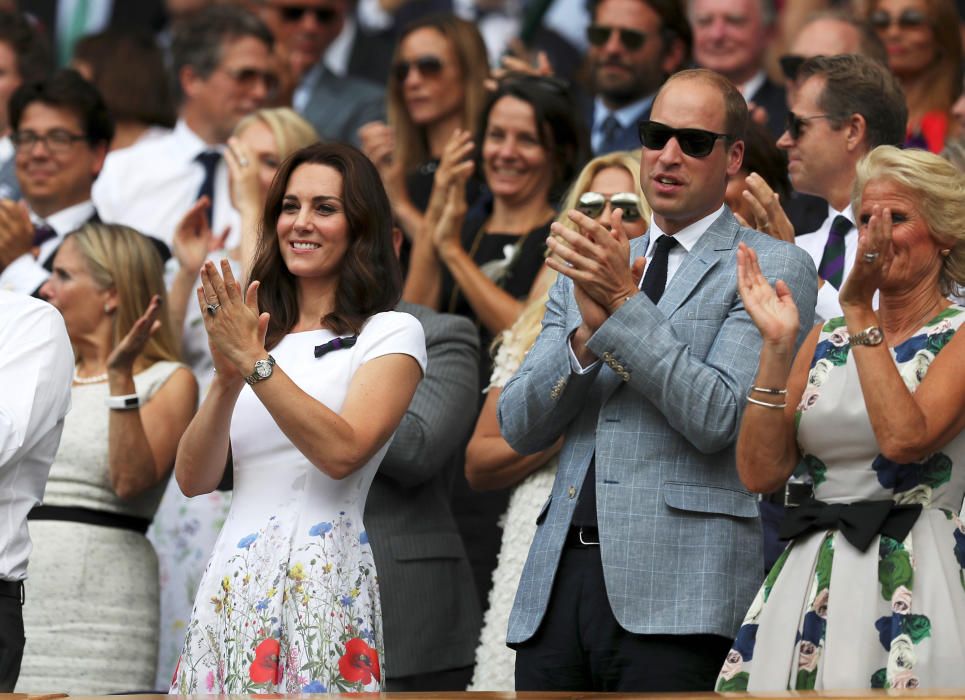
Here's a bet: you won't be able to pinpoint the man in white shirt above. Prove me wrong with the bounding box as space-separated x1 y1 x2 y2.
93 5 275 249
0 69 112 295
0 290 73 691
777 54 906 322
585 0 690 155
688 0 786 139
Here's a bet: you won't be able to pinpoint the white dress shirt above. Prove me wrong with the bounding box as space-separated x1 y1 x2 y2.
738 70 767 102
92 119 241 250
794 204 861 323
0 200 95 294
569 205 725 371
0 291 73 581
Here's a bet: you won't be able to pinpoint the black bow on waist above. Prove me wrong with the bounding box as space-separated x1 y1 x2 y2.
779 498 922 552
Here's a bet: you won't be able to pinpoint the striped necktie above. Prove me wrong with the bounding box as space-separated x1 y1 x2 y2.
817 215 852 290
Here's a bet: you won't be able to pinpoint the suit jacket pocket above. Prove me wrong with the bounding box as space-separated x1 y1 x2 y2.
390 532 466 561
662 481 758 519
535 495 552 525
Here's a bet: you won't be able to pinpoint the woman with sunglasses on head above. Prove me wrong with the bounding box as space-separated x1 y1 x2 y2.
866 0 962 152
466 152 649 691
170 143 426 694
359 14 489 239
18 223 197 695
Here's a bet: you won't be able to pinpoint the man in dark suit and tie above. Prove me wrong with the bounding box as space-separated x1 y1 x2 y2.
584 0 690 156
498 68 817 692
0 69 111 295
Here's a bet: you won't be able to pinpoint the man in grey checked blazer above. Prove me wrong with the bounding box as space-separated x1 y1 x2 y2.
497 69 818 692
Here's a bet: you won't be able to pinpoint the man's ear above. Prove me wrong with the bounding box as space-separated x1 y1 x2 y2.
90 141 108 180
180 64 205 101
726 139 745 177
845 113 868 153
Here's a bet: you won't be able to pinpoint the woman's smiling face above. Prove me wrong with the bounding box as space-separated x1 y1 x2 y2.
481 95 552 207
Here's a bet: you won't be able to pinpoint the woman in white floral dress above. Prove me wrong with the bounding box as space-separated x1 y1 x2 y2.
170 143 426 694
717 146 965 691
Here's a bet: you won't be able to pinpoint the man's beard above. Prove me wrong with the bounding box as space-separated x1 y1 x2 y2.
591 59 663 108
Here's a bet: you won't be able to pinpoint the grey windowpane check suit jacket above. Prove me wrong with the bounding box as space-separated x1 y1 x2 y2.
497 208 818 643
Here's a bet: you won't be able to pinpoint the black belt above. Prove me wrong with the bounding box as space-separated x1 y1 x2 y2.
779 498 922 552
761 481 813 508
565 526 600 548
0 579 23 602
28 504 150 534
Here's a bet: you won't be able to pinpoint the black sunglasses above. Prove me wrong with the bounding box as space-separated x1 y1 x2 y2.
393 55 444 82
784 111 835 140
779 54 807 82
869 8 928 30
577 192 644 222
586 24 648 51
278 5 338 23
638 120 730 158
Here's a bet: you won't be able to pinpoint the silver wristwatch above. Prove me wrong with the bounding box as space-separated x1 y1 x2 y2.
850 326 883 347
244 355 275 385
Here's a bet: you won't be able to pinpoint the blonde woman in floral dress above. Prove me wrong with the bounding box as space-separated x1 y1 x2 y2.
717 146 965 691
170 144 425 694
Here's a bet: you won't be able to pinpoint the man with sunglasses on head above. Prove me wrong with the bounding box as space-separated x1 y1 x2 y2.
498 68 817 693
92 6 274 251
259 0 386 146
584 0 690 156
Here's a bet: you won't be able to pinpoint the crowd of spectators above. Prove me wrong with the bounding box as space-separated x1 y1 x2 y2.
1 0 964 695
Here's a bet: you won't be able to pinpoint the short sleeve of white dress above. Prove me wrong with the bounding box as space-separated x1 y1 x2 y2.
352 310 427 377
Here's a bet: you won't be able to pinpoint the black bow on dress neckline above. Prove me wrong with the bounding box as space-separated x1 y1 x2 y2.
314 335 358 358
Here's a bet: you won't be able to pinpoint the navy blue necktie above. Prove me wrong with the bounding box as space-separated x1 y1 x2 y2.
641 235 679 303
195 151 221 226
817 215 852 290
598 114 622 154
32 223 57 247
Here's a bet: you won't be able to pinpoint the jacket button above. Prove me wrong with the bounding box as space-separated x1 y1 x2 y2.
568 486 576 499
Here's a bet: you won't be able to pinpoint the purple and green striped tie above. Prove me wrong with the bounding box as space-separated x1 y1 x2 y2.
817 215 852 290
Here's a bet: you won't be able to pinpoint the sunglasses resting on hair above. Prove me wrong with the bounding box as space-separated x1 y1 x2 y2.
638 120 730 158
577 192 644 222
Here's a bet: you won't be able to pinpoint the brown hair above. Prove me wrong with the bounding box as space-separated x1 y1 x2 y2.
251 143 401 348
387 13 489 173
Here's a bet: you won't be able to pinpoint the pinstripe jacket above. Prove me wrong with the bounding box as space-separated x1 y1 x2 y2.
497 208 818 643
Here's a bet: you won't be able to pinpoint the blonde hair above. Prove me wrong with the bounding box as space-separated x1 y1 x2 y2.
233 107 319 160
68 223 180 366
853 145 965 296
497 152 652 356
387 15 489 173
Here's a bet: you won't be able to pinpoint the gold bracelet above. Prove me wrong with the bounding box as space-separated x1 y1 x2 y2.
750 385 787 395
746 395 787 409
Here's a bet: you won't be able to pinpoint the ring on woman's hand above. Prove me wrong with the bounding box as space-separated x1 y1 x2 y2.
862 251 880 263
760 221 770 230
206 303 221 315
238 157 249 167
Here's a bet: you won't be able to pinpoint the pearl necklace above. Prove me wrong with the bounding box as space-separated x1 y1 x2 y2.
73 367 108 384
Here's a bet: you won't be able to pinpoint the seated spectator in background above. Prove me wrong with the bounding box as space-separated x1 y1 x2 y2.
865 0 961 152
0 69 112 296
717 145 965 692
584 0 690 155
366 231 483 693
71 29 176 151
93 5 275 251
360 14 489 238
148 106 317 688
18 223 197 694
689 0 787 139
260 0 384 146
0 291 72 693
467 150 650 691
724 119 791 233
0 11 52 200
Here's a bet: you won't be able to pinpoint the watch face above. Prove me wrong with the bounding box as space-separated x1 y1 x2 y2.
255 360 272 378
867 328 883 344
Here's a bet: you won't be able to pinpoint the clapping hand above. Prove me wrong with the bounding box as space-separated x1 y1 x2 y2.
423 129 475 240
0 199 34 268
359 121 407 203
106 294 163 372
197 259 270 380
225 136 262 216
736 242 800 354
734 173 794 243
839 205 894 310
431 158 472 257
173 197 231 276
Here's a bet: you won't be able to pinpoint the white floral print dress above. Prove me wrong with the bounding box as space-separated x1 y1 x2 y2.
170 312 426 694
717 305 965 691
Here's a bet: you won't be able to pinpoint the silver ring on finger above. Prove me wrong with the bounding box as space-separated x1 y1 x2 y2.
862 251 880 264
238 157 249 167
206 303 221 316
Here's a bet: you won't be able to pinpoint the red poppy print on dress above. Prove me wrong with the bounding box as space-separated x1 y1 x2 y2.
338 637 380 685
249 637 281 684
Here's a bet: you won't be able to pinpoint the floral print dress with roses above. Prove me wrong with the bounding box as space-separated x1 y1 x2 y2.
717 305 965 692
170 312 426 695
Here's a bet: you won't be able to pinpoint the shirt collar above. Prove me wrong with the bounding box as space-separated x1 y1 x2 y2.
645 204 725 256
593 93 656 131
173 119 223 160
739 70 766 101
31 199 95 237
324 17 355 77
827 202 855 228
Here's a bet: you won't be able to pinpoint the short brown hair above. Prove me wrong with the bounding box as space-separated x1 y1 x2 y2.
252 143 401 349
798 54 907 150
659 68 748 140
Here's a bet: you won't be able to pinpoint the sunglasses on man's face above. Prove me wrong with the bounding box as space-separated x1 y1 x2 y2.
638 120 730 158
278 5 338 24
784 111 835 140
577 192 644 222
586 24 648 51
392 55 444 83
869 8 928 30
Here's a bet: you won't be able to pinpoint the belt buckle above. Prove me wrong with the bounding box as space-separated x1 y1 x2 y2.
578 526 599 546
784 481 812 508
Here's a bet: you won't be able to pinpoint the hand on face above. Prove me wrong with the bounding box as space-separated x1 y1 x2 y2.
225 136 263 215
736 242 800 353
197 258 270 377
839 204 894 309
